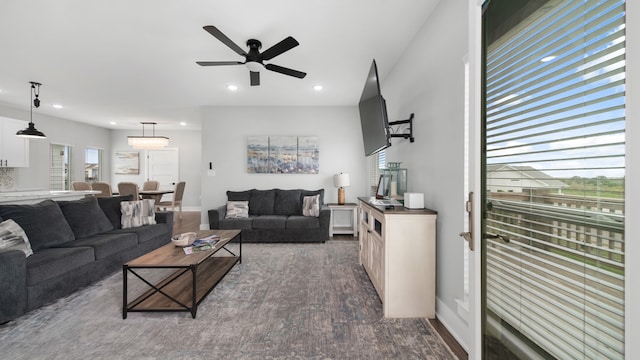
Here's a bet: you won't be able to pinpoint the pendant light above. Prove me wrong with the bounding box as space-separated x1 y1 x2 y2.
17 82 47 139
127 122 169 149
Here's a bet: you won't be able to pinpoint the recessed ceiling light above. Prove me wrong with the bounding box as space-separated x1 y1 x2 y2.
109 121 117 125
313 85 323 91
541 56 556 62
180 122 187 126
52 104 63 109
227 84 238 91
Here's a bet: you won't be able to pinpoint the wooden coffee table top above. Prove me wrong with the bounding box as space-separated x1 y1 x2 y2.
126 229 241 267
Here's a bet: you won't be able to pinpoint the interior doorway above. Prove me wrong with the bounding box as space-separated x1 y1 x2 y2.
146 149 179 190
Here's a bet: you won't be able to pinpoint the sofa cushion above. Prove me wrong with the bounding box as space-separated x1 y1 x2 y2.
286 215 320 229
274 189 302 215
55 232 138 260
25 247 95 285
227 190 253 202
0 199 75 252
252 215 287 229
98 195 134 229
218 217 254 230
109 223 169 244
301 189 325 207
0 219 33 257
249 190 276 215
57 196 114 238
225 201 249 219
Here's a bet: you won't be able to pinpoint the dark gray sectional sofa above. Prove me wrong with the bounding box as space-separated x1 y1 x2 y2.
0 195 173 324
208 189 329 243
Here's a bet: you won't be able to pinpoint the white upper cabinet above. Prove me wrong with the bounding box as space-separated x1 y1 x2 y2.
0 117 30 168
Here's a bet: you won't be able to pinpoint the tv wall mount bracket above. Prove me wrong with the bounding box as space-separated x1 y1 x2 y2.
388 113 415 142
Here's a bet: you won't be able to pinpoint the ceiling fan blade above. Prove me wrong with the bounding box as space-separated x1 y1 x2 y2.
265 64 307 79
260 36 299 61
196 61 244 66
250 71 260 86
203 25 247 56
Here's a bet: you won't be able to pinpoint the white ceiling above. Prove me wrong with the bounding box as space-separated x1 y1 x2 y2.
0 0 439 130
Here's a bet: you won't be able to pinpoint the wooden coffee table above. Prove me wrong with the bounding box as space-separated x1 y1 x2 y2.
122 229 241 319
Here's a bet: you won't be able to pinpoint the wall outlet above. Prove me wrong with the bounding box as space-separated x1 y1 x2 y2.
207 170 216 176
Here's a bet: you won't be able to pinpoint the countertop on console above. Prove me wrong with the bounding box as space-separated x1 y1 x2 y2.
0 190 100 204
358 197 438 215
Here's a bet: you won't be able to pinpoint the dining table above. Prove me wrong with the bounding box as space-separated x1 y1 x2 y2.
139 189 174 203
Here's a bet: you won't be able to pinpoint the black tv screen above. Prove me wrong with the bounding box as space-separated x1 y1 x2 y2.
358 60 391 157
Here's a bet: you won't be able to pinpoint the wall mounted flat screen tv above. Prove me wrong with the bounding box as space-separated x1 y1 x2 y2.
358 59 391 157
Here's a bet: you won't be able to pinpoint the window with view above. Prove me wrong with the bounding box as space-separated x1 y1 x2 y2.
482 0 626 358
85 148 102 182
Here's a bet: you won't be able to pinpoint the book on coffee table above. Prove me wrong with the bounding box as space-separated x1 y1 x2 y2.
183 234 220 253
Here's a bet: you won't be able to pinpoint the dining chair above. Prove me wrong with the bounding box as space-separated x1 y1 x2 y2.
91 182 112 198
71 181 91 191
155 181 185 219
117 182 139 200
142 180 159 191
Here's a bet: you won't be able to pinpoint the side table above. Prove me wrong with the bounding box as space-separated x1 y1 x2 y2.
327 203 358 237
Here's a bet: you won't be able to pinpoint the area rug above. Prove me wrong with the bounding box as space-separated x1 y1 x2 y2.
0 241 456 360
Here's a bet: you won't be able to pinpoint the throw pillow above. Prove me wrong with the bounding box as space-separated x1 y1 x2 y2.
301 189 325 207
0 219 33 257
0 199 75 252
225 201 249 219
121 199 156 229
98 195 134 229
57 196 114 238
302 195 320 217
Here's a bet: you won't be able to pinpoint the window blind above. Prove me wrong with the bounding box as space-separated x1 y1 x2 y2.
484 0 625 359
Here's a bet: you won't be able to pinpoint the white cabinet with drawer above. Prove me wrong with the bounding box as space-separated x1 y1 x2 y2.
358 197 437 318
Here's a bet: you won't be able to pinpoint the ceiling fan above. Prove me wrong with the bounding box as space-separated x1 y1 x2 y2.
197 25 307 86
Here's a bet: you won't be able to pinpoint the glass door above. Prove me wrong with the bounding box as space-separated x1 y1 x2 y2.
481 0 626 358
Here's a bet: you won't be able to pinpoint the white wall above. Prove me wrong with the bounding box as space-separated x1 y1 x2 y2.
199 106 366 226
110 129 202 210
382 0 470 350
0 103 112 190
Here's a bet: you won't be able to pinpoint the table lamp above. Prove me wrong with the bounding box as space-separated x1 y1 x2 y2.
333 173 350 205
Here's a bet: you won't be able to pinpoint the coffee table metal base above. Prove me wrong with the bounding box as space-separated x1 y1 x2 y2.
123 231 241 319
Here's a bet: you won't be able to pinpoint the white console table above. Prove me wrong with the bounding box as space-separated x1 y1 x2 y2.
358 197 437 318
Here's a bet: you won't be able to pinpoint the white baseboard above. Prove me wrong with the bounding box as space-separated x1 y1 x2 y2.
436 297 470 352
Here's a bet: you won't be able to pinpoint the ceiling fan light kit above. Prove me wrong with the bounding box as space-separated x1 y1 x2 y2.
197 25 307 86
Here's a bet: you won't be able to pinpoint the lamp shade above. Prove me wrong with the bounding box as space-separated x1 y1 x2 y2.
333 173 350 188
127 136 169 149
128 122 169 149
16 122 46 138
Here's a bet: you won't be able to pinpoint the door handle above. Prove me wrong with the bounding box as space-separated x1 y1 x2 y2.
458 192 474 251
483 233 511 243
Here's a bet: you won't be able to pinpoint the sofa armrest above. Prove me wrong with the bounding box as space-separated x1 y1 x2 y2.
155 211 174 235
0 249 27 324
318 205 331 241
208 205 227 229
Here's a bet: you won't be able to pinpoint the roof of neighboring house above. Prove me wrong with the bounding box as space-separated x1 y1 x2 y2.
487 164 568 188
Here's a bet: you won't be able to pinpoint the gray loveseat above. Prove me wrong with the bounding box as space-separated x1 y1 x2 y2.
0 195 173 324
208 189 329 243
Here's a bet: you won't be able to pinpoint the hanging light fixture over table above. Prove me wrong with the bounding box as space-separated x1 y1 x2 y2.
127 122 169 149
16 81 46 139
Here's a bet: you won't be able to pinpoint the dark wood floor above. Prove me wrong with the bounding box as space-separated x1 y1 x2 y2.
173 211 467 359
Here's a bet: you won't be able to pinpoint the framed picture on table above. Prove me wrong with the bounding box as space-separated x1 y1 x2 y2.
375 173 392 199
